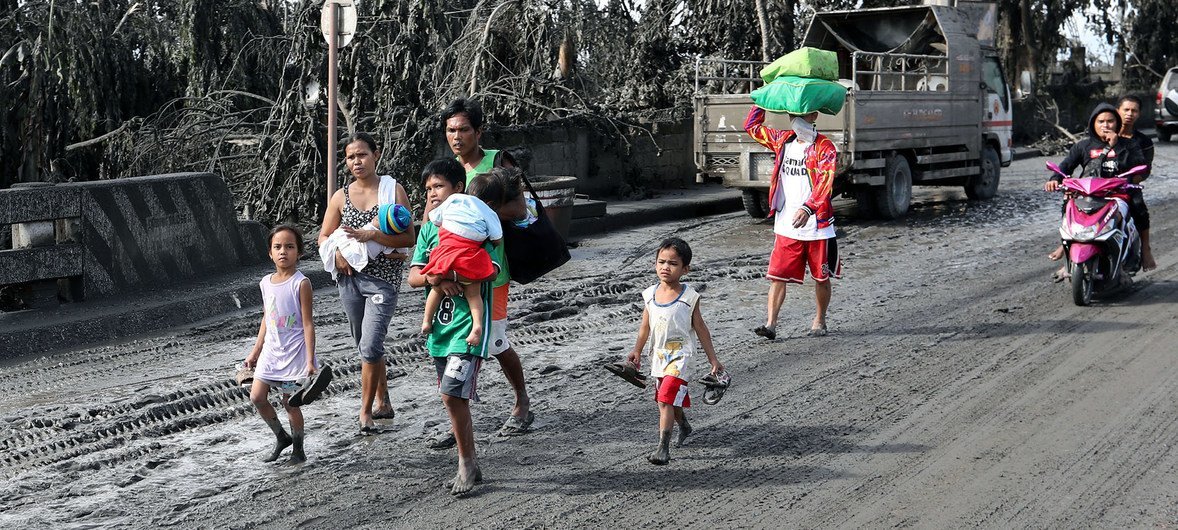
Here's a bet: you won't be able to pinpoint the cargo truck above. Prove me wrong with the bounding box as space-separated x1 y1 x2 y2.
693 1 1013 219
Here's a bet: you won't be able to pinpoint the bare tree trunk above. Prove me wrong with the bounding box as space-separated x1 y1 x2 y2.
1017 0 1037 95
755 0 771 62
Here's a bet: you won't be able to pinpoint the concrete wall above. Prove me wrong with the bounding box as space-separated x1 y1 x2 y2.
441 119 696 197
0 172 268 306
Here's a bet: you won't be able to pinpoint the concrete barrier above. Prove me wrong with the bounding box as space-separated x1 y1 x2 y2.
0 172 268 308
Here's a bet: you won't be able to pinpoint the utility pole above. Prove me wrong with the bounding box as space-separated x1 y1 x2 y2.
320 0 357 203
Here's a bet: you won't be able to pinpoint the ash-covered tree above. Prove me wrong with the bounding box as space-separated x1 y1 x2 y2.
1123 0 1178 89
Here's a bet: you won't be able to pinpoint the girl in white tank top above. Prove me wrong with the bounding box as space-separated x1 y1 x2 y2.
244 225 319 464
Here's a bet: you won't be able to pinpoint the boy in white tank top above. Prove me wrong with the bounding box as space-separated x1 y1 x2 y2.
626 237 725 465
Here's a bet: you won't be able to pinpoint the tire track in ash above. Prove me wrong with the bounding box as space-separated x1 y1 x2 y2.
996 275 1178 526
792 305 1114 527
0 357 391 479
0 271 655 480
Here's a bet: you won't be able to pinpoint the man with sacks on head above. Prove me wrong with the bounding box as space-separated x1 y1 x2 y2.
745 47 847 340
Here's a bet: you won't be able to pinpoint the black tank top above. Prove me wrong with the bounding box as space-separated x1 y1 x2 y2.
340 184 403 289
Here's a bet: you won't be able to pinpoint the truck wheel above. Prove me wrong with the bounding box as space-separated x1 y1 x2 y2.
741 189 768 218
874 155 912 219
1160 128 1173 142
966 147 1001 200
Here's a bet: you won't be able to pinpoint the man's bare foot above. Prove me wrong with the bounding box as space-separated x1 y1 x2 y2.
675 418 692 448
444 467 483 489
450 464 482 495
1048 245 1065 261
648 429 671 465
511 395 531 420
465 325 483 346
1143 251 1157 271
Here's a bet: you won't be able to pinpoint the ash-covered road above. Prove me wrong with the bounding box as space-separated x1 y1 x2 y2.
3 144 1178 528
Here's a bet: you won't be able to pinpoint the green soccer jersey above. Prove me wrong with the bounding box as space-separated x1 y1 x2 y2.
411 222 503 358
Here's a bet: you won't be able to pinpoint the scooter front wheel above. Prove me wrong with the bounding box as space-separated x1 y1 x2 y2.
1071 259 1094 306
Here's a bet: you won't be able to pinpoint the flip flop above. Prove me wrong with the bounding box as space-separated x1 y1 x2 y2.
498 411 535 436
604 362 647 388
288 365 333 407
234 365 254 386
427 431 457 450
698 371 731 405
752 325 776 340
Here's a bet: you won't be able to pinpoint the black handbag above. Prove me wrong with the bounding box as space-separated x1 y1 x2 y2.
503 175 571 284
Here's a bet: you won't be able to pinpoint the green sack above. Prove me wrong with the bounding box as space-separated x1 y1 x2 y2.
751 76 848 116
760 47 840 83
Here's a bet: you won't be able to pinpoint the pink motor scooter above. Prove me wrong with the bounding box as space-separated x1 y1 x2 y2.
1046 161 1147 305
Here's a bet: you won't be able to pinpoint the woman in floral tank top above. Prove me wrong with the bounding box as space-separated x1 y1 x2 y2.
317 133 416 432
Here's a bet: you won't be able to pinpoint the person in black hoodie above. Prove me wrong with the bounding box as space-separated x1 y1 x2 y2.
1043 103 1146 278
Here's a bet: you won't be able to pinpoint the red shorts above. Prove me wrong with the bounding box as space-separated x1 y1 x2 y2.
655 376 691 408
767 235 842 284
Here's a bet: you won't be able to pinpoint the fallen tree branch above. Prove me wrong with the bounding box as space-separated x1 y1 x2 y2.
65 122 130 151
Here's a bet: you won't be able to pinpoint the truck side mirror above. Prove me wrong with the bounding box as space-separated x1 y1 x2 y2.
1016 70 1033 100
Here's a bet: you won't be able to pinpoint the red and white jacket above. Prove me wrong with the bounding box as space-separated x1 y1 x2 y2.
744 106 838 228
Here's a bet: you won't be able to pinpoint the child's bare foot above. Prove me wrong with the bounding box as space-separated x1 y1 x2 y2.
675 418 692 447
648 429 671 465
465 325 483 346
450 464 482 495
1048 245 1065 261
1143 250 1157 271
287 434 305 464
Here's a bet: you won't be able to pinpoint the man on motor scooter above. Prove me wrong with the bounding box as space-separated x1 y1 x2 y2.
1043 103 1146 280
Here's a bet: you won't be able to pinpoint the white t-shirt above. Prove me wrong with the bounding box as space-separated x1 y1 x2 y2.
773 140 836 241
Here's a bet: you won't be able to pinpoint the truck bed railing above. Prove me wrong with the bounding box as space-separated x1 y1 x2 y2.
694 56 767 95
852 50 949 92
695 51 951 95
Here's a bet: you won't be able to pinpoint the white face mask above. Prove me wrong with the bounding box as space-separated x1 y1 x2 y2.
791 116 817 143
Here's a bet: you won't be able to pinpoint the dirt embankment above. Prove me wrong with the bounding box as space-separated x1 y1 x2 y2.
2 147 1177 528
